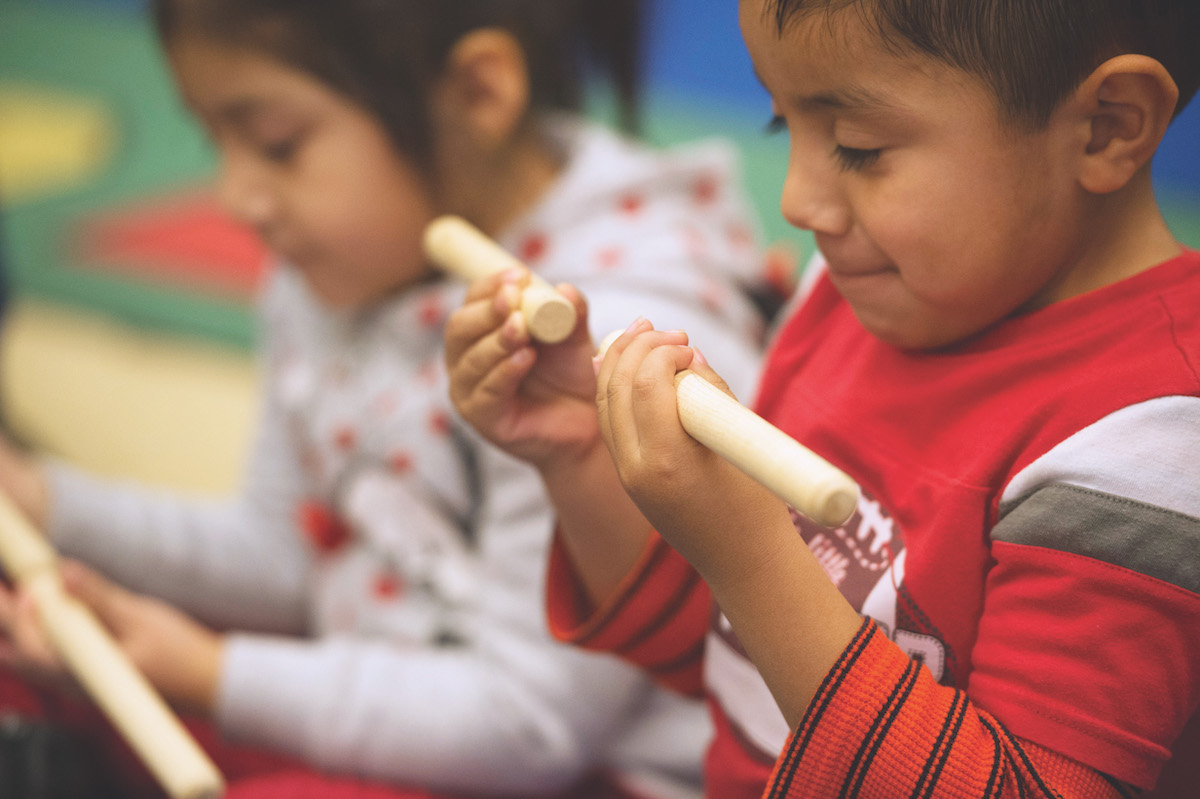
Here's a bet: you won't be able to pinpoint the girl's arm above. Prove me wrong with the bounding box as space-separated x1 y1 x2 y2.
33 272 313 633
212 439 708 795
41 380 312 634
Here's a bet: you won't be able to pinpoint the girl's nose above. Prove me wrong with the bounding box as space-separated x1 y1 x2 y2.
216 152 277 230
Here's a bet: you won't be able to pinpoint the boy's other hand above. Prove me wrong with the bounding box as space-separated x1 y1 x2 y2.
445 270 601 469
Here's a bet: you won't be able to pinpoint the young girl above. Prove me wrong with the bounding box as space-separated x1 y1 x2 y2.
0 1 769 797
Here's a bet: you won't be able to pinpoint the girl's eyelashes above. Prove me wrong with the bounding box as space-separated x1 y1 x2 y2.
764 114 787 136
832 145 882 172
261 136 301 163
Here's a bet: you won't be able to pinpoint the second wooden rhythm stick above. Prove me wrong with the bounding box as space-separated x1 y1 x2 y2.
424 216 578 344
0 493 225 799
424 215 860 528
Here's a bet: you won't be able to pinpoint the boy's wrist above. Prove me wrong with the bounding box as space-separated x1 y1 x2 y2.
538 435 656 605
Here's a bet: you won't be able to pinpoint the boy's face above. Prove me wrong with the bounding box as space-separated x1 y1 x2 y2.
167 35 438 309
741 1 1086 349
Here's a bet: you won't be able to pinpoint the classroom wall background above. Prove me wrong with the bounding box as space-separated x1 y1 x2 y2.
2 0 1198 348
1 0 1196 490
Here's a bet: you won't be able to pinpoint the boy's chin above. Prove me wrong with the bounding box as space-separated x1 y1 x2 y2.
854 311 975 352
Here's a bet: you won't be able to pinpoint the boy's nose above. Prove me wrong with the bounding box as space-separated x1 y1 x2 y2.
779 156 851 237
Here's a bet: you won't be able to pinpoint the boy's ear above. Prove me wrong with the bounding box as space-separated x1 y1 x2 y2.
432 29 531 153
1075 54 1179 194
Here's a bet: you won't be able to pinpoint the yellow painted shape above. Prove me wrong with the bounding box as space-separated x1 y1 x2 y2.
1 301 256 493
0 83 117 204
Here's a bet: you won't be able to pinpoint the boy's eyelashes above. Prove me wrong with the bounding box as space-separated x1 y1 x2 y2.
832 145 882 172
762 112 881 173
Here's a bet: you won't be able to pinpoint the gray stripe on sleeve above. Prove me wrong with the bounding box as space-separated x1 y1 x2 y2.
994 483 1200 593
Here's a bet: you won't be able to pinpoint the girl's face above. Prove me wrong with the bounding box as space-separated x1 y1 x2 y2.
167 35 438 310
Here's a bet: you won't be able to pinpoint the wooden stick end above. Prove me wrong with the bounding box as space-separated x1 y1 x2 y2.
526 298 577 344
811 484 860 528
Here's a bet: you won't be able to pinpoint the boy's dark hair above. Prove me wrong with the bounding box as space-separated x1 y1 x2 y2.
151 0 641 164
762 0 1200 129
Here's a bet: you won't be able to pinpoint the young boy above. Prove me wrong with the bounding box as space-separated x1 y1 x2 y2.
445 0 1200 797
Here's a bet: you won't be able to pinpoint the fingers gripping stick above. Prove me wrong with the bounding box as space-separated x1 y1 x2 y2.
0 493 225 799
597 330 860 528
423 215 578 343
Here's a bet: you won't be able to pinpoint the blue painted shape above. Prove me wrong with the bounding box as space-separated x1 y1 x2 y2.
643 0 1199 195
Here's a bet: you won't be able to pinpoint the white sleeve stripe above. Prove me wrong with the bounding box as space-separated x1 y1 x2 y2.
1000 395 1200 518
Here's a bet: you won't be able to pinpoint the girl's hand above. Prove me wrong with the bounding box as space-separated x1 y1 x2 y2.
0 561 223 716
0 434 49 531
595 320 794 579
445 269 601 469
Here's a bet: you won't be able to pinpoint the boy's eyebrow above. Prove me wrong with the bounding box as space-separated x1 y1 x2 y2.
749 66 896 115
797 85 894 113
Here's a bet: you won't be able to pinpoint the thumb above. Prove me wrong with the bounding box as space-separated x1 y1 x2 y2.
552 283 591 349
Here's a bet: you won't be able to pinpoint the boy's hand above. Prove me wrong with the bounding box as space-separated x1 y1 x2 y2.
596 319 794 579
0 561 223 716
445 270 601 469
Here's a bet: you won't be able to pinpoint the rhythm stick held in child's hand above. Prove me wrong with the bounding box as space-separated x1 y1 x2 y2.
424 215 579 344
424 207 861 528
595 329 860 528
0 492 226 799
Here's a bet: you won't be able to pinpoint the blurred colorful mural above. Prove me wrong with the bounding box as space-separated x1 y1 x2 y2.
0 0 1197 486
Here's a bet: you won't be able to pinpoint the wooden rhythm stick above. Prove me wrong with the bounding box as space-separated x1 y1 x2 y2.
0 493 225 799
424 215 578 344
597 330 860 528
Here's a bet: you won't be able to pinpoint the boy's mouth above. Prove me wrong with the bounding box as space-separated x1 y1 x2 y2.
826 260 896 280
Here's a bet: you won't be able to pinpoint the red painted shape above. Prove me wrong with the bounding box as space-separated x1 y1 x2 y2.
70 187 269 301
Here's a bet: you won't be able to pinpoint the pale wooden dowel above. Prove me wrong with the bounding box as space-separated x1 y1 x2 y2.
673 371 858 527
424 215 578 344
0 493 225 799
597 330 859 528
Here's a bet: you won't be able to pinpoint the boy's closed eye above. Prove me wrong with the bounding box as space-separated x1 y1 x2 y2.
832 145 882 172
762 113 882 172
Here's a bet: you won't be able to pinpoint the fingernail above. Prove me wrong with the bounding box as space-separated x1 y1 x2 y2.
624 316 646 334
512 347 535 367
502 310 524 339
692 347 709 367
495 285 517 315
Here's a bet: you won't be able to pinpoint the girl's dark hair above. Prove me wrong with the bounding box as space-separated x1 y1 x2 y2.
762 0 1200 129
152 0 642 162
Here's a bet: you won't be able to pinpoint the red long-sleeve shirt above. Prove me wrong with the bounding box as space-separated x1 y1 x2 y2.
549 250 1200 798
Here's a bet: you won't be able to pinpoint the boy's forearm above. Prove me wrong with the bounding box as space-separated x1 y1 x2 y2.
699 514 861 727
538 443 655 608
